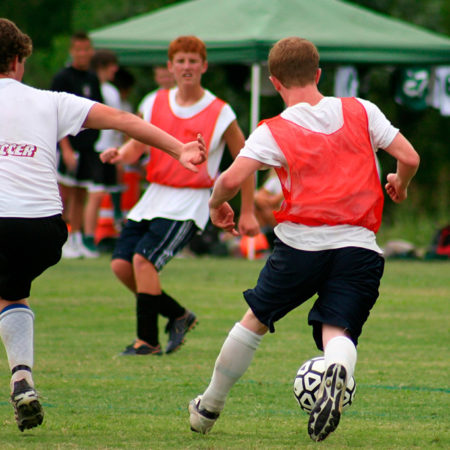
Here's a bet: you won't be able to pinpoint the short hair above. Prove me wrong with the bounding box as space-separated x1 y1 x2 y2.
0 18 32 74
168 36 207 61
268 37 319 88
70 31 91 47
91 49 118 70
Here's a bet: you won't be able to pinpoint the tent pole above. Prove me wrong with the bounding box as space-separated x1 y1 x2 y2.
247 63 261 261
250 63 261 132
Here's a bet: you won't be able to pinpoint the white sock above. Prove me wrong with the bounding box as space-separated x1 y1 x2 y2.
0 306 35 389
73 231 83 246
200 322 263 413
324 336 357 380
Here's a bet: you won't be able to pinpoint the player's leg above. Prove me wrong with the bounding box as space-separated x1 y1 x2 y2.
308 247 384 441
189 308 267 433
0 215 66 431
189 240 326 434
132 218 198 355
308 325 355 442
82 156 120 257
0 298 43 431
82 189 104 257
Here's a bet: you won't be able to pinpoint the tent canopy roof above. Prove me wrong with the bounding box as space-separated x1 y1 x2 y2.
91 0 450 66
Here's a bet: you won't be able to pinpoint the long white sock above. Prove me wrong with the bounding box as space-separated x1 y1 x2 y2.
324 336 357 380
0 306 35 389
200 322 263 413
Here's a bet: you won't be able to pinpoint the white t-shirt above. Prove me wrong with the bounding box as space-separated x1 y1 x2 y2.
128 88 236 230
239 97 399 253
0 78 95 218
95 81 123 151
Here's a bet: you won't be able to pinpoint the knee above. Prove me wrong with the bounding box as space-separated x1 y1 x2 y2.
132 253 156 274
111 258 131 279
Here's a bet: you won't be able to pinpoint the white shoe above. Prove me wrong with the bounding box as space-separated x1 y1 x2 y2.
188 395 220 434
78 242 99 259
61 239 82 259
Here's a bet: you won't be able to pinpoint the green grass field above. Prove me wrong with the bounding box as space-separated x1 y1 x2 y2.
0 256 448 449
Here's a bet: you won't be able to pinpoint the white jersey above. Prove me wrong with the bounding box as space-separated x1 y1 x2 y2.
0 78 95 218
239 97 399 253
95 81 123 151
128 88 236 230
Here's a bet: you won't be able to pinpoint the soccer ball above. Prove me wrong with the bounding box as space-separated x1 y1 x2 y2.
293 356 356 414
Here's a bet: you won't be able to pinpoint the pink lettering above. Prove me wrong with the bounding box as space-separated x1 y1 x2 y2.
0 143 37 157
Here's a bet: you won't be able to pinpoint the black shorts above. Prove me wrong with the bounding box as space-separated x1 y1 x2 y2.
0 215 68 301
243 239 385 350
58 149 119 191
112 218 198 271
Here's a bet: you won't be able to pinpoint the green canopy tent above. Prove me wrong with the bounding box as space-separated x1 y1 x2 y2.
91 0 450 129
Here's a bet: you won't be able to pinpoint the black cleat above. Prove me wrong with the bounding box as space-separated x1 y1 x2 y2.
308 363 347 442
11 379 44 432
165 311 197 354
120 341 163 356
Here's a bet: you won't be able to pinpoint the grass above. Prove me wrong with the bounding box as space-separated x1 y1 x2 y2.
0 255 448 449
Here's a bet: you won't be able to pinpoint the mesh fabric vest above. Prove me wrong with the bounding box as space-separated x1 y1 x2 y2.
265 98 384 233
146 89 225 188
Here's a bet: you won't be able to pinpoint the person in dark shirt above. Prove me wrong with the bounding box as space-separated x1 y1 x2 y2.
50 31 104 258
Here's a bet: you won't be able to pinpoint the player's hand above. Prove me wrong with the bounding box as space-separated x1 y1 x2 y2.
385 173 408 203
238 211 260 237
100 147 121 164
178 133 207 172
62 149 78 173
210 202 238 236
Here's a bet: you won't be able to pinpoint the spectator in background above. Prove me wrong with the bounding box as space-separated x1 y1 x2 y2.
137 65 176 117
113 67 136 113
50 31 104 258
85 49 122 255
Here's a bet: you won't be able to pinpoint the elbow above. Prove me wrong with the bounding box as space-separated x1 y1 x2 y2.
405 151 420 170
220 172 241 193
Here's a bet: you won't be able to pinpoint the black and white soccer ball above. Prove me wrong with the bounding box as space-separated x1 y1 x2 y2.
293 356 356 414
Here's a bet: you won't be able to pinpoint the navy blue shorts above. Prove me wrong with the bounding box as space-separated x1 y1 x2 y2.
112 218 198 271
0 215 68 301
243 239 384 350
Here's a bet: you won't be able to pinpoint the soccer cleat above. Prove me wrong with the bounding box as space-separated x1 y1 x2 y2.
308 363 347 442
165 311 198 354
10 379 44 432
188 395 220 434
120 341 163 356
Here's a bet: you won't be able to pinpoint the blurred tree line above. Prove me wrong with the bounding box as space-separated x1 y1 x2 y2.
1 0 448 229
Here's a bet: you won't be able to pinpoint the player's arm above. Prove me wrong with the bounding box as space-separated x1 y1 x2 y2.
382 132 420 203
223 120 260 236
84 103 206 171
209 156 264 235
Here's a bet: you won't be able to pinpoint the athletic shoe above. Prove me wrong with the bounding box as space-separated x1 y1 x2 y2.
61 239 82 259
308 363 347 442
188 395 220 434
10 379 44 432
78 243 100 259
120 341 163 356
165 311 197 354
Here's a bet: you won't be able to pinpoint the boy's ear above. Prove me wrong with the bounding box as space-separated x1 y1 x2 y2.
269 75 282 92
315 68 322 85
